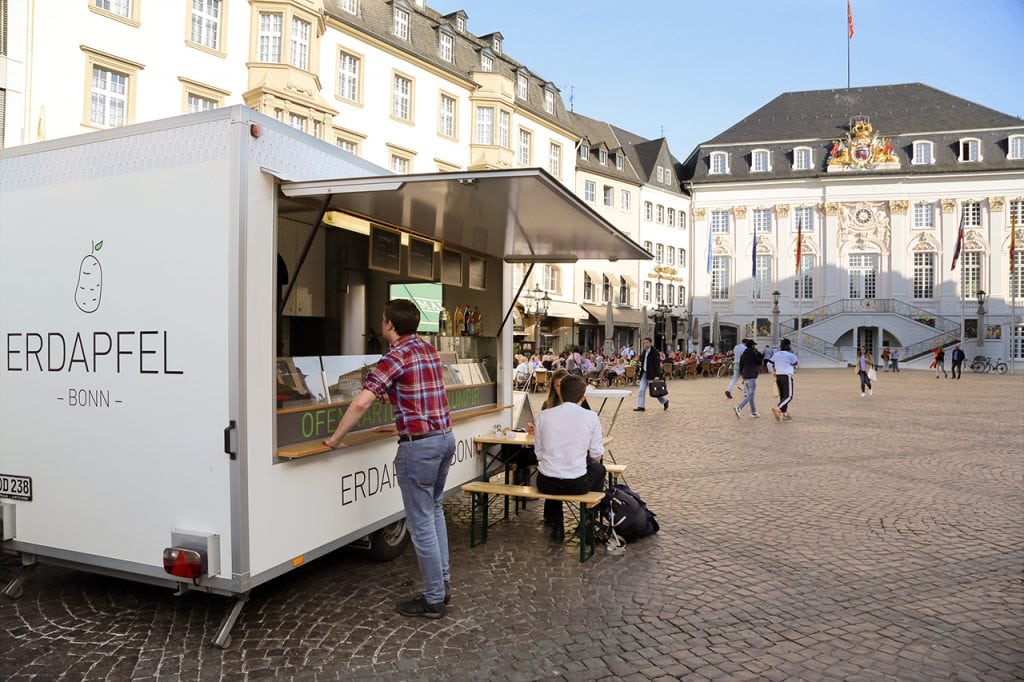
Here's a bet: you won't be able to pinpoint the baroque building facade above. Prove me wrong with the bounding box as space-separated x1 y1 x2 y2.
683 83 1024 367
1 0 686 355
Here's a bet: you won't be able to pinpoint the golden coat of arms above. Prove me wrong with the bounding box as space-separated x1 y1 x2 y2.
827 116 899 172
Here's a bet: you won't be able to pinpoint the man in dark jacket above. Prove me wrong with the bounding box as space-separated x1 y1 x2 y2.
734 339 764 418
951 345 966 379
634 337 668 411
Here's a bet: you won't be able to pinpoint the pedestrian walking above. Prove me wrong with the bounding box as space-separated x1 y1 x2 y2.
931 346 948 378
724 338 749 399
324 299 454 619
890 348 900 372
856 346 874 397
881 346 891 372
767 338 798 421
634 337 668 411
951 345 966 379
733 339 763 417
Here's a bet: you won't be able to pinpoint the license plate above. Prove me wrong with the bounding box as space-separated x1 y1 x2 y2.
0 474 32 501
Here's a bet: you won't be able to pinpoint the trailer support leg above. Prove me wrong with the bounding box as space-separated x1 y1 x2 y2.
2 555 37 599
212 592 249 649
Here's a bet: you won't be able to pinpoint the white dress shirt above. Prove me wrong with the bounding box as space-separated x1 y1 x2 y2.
534 402 605 479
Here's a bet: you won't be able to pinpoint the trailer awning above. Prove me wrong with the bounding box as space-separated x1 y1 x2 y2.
278 169 652 263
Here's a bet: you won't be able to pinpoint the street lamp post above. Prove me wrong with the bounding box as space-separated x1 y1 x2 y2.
649 301 672 352
522 285 551 354
976 289 987 359
676 308 690 353
771 290 781 348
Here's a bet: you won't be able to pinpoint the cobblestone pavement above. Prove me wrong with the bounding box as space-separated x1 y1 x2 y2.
2 369 1022 680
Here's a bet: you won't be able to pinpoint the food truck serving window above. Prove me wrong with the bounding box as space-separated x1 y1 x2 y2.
273 168 650 460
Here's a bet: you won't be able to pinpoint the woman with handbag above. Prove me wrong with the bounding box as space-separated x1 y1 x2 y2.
856 346 874 397
633 337 669 412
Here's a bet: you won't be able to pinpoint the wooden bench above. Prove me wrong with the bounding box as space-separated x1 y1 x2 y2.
605 463 627 487
461 482 605 562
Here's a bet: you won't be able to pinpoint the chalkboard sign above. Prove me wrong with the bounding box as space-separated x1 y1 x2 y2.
369 224 401 274
408 236 436 280
441 248 463 286
468 256 486 290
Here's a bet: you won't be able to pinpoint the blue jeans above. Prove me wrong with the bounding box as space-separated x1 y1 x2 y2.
726 362 742 393
637 373 668 409
395 431 455 605
736 376 757 414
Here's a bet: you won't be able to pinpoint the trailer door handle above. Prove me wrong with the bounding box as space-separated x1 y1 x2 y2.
224 420 237 460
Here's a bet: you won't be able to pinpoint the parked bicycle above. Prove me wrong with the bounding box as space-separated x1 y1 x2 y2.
970 355 1008 374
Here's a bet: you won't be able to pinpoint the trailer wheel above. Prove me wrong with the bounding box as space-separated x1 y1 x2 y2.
366 519 410 562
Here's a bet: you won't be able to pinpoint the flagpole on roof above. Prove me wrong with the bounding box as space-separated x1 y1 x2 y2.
847 1 854 89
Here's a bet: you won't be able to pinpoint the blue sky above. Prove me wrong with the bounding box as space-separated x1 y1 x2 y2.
445 0 1024 160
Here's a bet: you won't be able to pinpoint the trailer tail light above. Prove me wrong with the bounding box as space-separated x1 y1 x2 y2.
163 547 207 583
162 530 220 585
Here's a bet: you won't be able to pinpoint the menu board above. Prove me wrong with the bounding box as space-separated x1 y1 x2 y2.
441 248 463 286
408 236 436 280
468 256 486 290
369 224 401 274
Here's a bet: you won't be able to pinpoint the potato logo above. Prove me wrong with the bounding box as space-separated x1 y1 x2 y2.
74 241 104 313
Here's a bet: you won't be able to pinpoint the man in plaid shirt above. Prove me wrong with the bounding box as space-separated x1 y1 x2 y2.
324 299 454 619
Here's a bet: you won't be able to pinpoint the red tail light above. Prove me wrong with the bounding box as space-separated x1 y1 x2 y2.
162 547 207 583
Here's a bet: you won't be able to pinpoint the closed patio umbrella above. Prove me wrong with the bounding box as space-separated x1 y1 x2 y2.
604 297 616 357
711 312 720 351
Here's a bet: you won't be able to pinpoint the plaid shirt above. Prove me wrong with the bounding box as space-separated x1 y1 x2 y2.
363 334 451 436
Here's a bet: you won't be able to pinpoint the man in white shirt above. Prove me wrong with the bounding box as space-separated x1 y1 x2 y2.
533 374 606 541
767 337 799 421
724 338 749 399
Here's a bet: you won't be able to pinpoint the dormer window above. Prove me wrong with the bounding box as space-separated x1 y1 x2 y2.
480 53 493 72
912 140 934 165
340 0 358 14
543 89 555 114
393 7 410 40
438 30 454 62
599 149 608 165
751 149 771 172
493 36 502 54
959 138 981 162
516 72 528 100
793 147 812 170
1010 135 1024 160
656 166 664 182
456 15 465 31
579 142 590 160
615 154 623 170
710 151 729 175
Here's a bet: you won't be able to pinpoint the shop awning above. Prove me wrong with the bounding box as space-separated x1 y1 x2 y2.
278 169 652 263
580 305 645 326
546 300 588 321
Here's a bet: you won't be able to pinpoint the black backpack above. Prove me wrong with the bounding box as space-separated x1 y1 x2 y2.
602 484 659 543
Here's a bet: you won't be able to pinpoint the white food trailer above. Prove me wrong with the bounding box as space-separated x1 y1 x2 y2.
0 107 650 646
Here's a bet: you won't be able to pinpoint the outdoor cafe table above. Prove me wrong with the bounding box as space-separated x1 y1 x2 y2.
584 387 631 445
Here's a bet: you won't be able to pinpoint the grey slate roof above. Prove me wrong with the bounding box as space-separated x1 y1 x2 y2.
566 111 642 184
684 83 1024 183
324 0 573 132
611 125 687 196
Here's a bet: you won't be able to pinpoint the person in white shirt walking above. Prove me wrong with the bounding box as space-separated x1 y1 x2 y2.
724 338 749 399
767 338 799 421
531 374 606 541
